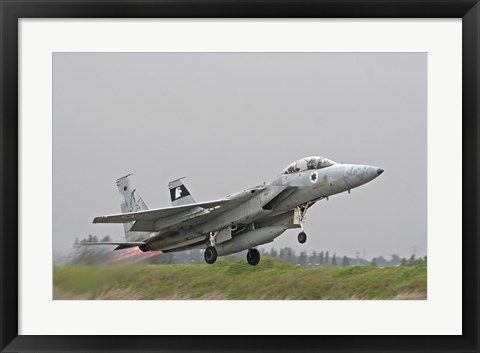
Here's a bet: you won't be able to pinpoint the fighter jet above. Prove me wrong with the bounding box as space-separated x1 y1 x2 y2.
89 156 383 265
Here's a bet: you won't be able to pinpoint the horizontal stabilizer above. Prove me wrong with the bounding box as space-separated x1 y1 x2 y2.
78 241 145 247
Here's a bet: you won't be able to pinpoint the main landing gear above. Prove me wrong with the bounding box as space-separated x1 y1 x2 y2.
203 246 261 266
246 249 260 266
204 231 219 264
204 246 217 264
204 230 261 266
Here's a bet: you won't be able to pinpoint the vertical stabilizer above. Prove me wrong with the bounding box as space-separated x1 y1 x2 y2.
168 177 195 206
116 174 148 240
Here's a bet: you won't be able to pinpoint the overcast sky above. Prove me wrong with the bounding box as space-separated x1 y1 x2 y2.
53 52 427 259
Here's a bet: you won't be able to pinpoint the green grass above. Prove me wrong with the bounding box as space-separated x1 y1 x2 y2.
53 258 427 300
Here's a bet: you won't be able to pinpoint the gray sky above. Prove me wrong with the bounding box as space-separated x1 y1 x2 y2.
53 52 427 259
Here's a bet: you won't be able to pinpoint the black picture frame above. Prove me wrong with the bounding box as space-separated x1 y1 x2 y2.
1 1 478 352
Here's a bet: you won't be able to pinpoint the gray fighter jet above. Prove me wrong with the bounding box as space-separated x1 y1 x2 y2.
89 156 383 265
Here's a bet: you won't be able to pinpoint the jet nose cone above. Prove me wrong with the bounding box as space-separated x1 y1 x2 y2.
377 168 384 175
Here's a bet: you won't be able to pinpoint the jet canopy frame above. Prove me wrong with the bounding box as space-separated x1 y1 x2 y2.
281 156 335 175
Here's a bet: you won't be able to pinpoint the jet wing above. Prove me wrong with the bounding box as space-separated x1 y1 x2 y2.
93 200 228 232
222 186 266 205
93 199 228 225
78 241 146 251
93 186 271 234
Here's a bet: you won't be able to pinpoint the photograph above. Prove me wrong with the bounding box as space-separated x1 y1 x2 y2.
52 52 427 300
2 0 477 350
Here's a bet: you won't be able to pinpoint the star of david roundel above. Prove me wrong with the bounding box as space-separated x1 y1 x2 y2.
310 171 318 183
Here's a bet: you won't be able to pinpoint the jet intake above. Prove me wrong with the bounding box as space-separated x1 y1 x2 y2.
215 226 287 256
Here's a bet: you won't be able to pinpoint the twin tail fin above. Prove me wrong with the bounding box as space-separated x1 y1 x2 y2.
168 177 195 206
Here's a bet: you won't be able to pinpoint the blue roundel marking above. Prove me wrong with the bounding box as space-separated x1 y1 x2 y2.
310 172 318 183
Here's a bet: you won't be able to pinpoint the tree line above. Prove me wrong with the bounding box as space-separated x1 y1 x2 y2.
259 247 426 267
61 235 427 267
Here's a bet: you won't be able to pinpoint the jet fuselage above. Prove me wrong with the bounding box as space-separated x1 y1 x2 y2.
149 162 383 252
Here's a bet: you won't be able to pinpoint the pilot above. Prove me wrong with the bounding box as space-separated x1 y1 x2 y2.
287 166 297 174
306 158 317 170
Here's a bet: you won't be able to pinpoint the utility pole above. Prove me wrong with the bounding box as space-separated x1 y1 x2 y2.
410 246 420 257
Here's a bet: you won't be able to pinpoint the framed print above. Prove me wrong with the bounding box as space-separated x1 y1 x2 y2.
1 0 479 352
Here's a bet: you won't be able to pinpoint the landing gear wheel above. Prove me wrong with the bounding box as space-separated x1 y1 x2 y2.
204 246 217 264
298 231 307 244
246 249 260 266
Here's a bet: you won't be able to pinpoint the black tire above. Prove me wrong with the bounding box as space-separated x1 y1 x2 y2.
204 246 217 264
298 231 307 244
246 248 260 266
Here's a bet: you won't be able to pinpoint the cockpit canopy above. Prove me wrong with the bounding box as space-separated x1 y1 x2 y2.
281 156 335 175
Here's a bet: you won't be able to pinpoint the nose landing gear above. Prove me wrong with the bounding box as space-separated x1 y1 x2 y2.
295 201 314 244
246 248 260 266
298 231 307 244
